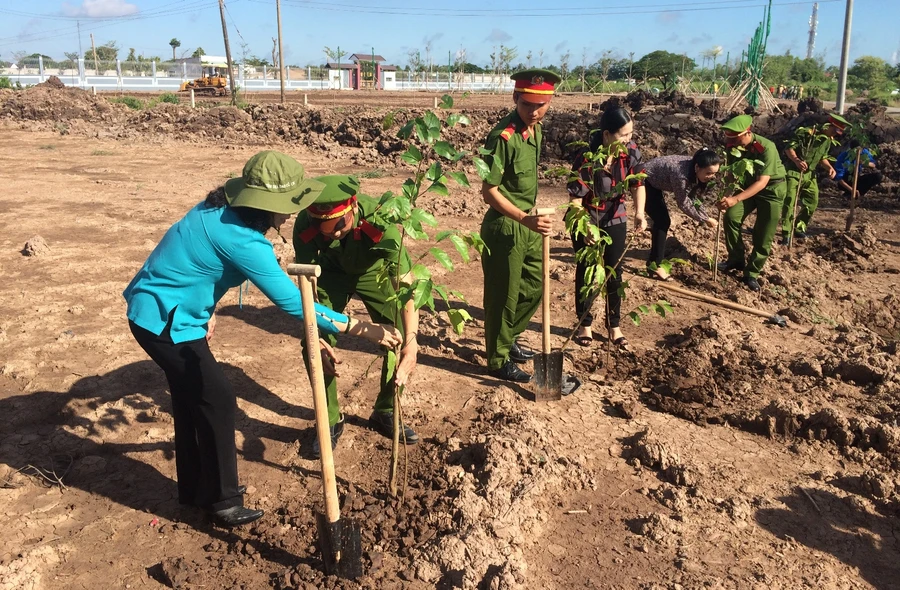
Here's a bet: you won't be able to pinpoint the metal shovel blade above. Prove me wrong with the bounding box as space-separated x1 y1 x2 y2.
533 350 564 401
315 511 363 579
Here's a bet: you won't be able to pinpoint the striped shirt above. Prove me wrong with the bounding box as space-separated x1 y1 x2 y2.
567 142 644 228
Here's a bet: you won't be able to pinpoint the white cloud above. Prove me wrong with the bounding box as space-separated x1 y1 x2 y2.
485 29 512 43
63 0 139 18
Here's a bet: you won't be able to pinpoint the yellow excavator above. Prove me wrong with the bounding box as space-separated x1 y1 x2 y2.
179 66 229 97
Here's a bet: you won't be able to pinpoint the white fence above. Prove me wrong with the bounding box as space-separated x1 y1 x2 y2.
2 57 514 93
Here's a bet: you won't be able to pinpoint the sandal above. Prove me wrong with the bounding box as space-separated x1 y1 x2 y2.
574 328 593 347
650 271 672 282
612 336 629 348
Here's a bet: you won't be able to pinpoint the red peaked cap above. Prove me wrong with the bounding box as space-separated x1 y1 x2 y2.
512 68 561 103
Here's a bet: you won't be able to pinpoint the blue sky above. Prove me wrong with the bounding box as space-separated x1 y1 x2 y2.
2 0 898 69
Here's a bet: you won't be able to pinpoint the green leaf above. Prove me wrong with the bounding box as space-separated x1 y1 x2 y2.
448 171 470 187
658 300 674 314
401 144 423 166
397 120 414 140
450 289 468 303
401 219 428 240
428 182 449 196
382 111 395 131
439 95 453 109
435 229 454 242
401 178 418 201
447 113 471 127
637 304 650 314
433 141 457 160
411 263 432 281
414 118 430 144
628 311 642 326
411 208 438 227
448 234 470 263
378 190 395 205
433 283 449 303
429 248 453 271
473 157 491 181
425 162 442 182
448 308 473 335
412 279 434 311
465 232 488 256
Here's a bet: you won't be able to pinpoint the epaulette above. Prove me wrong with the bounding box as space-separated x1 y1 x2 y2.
352 219 384 243
499 124 516 142
297 225 320 244
750 141 766 155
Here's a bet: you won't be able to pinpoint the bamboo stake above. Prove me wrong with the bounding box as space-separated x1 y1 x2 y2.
845 147 862 232
788 171 804 248
713 210 723 280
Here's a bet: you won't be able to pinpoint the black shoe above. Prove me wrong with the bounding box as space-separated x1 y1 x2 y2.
489 360 532 383
779 233 791 246
370 411 419 444
237 485 246 495
717 260 745 272
311 415 345 459
208 506 264 527
509 341 535 363
794 230 807 240
744 277 761 292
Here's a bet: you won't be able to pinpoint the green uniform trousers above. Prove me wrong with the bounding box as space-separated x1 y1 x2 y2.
480 212 542 370
723 182 787 279
781 171 819 235
301 265 400 426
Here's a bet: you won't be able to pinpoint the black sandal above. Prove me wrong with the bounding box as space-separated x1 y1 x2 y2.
574 335 592 347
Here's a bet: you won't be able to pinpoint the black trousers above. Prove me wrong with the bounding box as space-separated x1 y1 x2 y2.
841 172 883 198
571 222 628 329
129 321 242 512
644 182 670 267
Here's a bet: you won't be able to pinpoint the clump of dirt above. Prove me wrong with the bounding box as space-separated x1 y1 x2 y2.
810 224 878 267
36 75 66 90
265 390 588 589
622 429 701 487
797 97 824 114
21 235 50 256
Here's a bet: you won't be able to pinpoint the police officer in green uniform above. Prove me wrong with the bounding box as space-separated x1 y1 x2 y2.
780 113 846 243
717 114 787 292
293 175 419 457
480 68 560 382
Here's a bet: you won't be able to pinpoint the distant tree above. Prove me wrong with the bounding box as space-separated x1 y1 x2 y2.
559 50 571 89
169 38 181 60
192 47 205 58
633 50 692 89
597 49 617 89
526 50 533 67
87 41 119 62
848 55 893 94
126 48 137 62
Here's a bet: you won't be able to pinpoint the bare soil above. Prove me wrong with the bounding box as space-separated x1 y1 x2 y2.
2 85 900 590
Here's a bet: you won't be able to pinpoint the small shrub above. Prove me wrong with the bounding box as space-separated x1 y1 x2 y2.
91 150 113 156
39 144 55 150
158 92 180 104
111 96 144 110
0 77 11 89
359 169 386 179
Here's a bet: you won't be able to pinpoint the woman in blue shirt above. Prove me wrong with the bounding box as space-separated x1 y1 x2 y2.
834 140 882 200
124 151 401 527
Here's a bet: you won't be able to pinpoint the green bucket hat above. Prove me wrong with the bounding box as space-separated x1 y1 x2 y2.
224 151 325 214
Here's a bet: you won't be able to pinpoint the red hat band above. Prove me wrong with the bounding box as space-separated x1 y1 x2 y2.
827 116 847 131
514 75 555 96
308 195 356 220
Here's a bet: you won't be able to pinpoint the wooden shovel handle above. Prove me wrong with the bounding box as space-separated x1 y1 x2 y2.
657 282 777 320
535 208 555 355
297 273 341 525
287 263 322 277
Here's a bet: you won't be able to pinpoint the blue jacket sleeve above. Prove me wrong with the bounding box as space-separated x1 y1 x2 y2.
224 231 346 335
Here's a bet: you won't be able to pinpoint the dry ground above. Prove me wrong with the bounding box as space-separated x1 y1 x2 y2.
1 94 900 590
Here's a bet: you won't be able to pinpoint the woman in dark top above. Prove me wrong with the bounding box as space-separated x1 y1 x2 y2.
643 148 721 279
567 106 647 348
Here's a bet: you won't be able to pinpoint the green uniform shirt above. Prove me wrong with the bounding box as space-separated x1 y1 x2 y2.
293 194 411 276
784 126 832 175
730 134 786 189
483 110 542 212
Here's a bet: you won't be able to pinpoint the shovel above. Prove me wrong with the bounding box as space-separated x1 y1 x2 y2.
531 208 563 401
655 282 787 327
287 263 363 579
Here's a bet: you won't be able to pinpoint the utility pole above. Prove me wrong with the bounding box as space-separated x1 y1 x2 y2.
90 33 100 75
806 3 819 60
218 0 237 105
835 0 853 114
276 0 286 103
77 21 84 60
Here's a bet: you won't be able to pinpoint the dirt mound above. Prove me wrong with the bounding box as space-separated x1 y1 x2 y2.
0 84 117 124
810 224 878 268
797 97 824 114
36 75 66 89
848 99 900 145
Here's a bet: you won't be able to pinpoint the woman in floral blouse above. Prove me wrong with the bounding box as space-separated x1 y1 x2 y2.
642 148 721 280
567 105 647 348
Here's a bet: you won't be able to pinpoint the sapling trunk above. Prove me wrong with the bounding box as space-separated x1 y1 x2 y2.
845 147 862 232
713 210 723 281
788 171 803 249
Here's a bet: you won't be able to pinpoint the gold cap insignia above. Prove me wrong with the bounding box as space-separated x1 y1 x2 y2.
531 75 544 85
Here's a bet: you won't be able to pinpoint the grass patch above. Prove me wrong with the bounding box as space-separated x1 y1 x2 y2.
91 150 114 156
38 144 56 150
359 169 387 179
